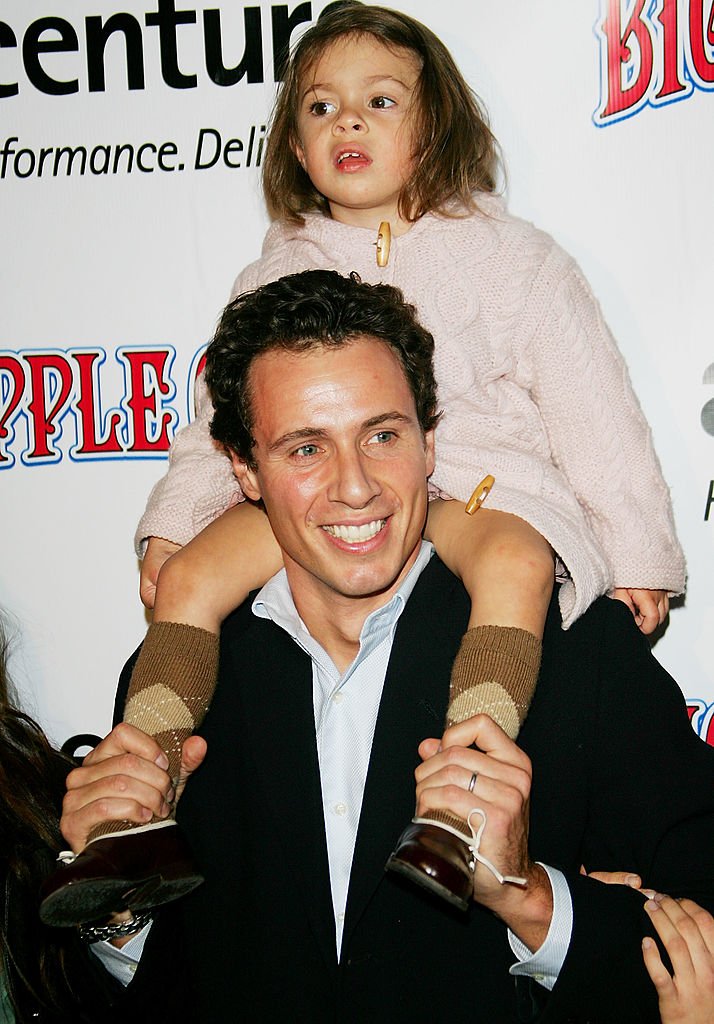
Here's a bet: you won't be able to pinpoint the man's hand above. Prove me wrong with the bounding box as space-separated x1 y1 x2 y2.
60 723 207 853
139 536 182 609
415 714 552 951
611 588 669 635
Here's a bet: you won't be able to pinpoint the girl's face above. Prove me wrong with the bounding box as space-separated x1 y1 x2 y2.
294 35 421 233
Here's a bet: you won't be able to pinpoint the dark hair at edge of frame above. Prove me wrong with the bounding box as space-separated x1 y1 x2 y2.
262 1 501 225
205 269 442 469
0 618 85 1018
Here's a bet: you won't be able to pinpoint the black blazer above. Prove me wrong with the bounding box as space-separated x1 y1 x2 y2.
125 558 714 1023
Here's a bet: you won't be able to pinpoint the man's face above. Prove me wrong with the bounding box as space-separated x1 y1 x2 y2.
231 336 435 616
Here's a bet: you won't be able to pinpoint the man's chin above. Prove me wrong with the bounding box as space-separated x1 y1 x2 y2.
321 555 416 602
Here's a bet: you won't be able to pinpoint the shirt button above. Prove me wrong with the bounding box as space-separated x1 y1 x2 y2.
337 912 345 922
334 802 347 816
129 964 137 975
533 974 545 983
332 692 344 704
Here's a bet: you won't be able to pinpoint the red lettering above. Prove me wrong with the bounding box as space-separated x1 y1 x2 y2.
24 352 74 461
686 700 714 746
688 0 714 83
0 354 26 465
656 0 689 98
701 707 714 746
599 0 656 119
119 348 177 452
71 351 124 456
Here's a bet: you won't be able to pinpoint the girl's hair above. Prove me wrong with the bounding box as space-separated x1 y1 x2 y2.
263 1 500 224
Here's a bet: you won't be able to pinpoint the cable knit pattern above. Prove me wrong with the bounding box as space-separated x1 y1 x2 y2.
135 196 686 626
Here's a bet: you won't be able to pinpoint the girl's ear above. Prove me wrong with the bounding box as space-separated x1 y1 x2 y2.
292 135 307 170
228 449 262 502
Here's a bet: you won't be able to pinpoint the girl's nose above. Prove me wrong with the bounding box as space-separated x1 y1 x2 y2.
334 107 366 134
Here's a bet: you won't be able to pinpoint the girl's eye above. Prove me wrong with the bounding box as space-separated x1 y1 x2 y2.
308 100 336 116
367 430 396 445
293 443 321 458
369 96 396 109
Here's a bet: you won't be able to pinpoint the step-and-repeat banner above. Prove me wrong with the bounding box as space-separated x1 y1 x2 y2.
1 0 712 746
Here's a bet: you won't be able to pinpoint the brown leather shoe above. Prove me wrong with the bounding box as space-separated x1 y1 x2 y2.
39 823 204 927
385 821 473 911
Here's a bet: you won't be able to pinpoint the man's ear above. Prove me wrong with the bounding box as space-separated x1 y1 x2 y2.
228 449 261 502
424 429 436 478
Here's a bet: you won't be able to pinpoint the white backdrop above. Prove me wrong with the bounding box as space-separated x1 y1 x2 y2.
1 0 712 747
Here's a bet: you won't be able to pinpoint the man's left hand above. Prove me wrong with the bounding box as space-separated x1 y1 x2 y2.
416 714 553 951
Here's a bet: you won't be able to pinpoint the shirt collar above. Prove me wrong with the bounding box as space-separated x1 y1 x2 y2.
252 541 434 676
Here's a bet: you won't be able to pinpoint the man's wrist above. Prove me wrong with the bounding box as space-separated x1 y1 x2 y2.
79 909 152 948
486 863 554 953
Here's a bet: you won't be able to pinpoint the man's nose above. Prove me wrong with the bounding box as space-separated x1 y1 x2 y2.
328 447 380 508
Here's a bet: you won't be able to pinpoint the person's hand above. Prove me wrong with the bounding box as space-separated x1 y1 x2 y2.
611 588 669 635
580 865 646 890
642 895 714 1023
60 723 207 853
139 536 182 609
416 715 552 950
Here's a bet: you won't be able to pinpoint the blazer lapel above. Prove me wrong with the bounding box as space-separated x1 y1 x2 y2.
342 559 469 944
238 618 338 967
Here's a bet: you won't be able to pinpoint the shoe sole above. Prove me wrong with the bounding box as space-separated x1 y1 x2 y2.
39 871 204 927
385 854 470 911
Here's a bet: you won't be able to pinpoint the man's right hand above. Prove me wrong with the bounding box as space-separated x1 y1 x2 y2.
139 536 182 609
60 723 207 853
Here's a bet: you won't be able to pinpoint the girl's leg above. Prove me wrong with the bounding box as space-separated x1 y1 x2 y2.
387 500 553 909
40 503 281 927
425 499 553 742
100 500 282 839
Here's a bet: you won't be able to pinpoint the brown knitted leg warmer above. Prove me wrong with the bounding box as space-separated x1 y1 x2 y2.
89 622 219 843
427 625 541 837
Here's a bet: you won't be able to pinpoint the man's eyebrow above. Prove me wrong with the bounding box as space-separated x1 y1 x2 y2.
362 412 414 429
267 427 329 453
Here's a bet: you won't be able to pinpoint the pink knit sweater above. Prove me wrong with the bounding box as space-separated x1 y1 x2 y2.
136 195 685 626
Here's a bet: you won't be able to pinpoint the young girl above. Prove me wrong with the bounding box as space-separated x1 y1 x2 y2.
42 2 684 923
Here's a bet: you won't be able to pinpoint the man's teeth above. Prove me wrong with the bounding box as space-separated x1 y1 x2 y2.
323 520 385 542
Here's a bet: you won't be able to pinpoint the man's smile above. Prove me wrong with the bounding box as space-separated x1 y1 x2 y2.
321 519 387 543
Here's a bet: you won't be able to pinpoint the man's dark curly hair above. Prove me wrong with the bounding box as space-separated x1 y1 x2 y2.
205 269 441 469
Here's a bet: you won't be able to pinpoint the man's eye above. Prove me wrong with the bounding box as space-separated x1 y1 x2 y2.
369 96 396 109
308 100 336 116
367 430 396 445
294 444 320 457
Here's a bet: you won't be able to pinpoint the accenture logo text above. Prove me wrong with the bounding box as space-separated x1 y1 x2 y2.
594 0 714 126
0 0 320 98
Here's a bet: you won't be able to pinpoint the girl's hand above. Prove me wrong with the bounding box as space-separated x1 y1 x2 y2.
611 588 669 635
139 536 181 609
643 895 714 1023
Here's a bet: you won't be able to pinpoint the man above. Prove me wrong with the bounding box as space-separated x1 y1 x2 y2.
61 270 714 1022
